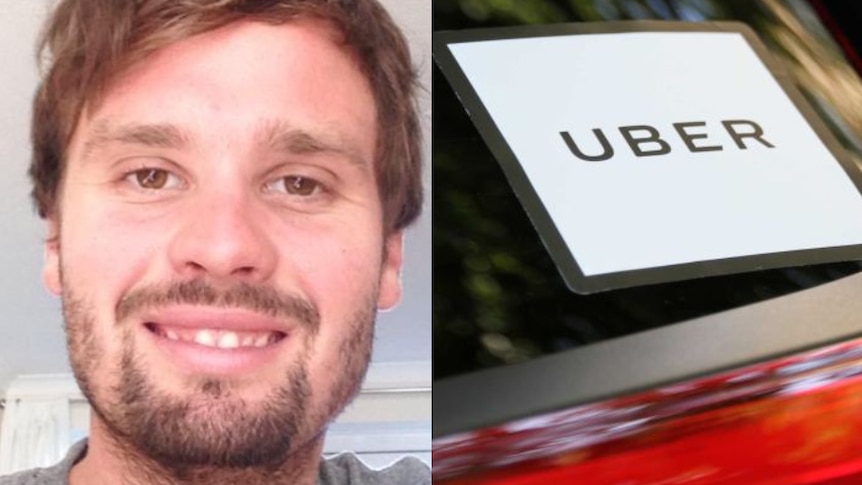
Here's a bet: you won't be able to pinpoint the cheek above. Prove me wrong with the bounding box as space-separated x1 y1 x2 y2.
292 228 383 311
59 206 167 317
286 220 383 351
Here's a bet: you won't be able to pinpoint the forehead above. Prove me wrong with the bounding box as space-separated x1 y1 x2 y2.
70 19 377 163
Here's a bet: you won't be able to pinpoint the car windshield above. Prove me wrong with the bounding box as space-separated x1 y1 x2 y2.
434 0 862 380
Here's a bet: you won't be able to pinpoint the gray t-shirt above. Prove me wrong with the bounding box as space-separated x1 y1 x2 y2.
0 440 430 484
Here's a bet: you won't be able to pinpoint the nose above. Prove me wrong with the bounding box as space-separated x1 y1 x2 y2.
167 188 278 283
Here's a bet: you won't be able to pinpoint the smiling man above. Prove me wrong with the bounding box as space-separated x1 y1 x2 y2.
0 1 426 484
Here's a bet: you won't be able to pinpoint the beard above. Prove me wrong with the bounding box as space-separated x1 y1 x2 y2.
61 278 376 478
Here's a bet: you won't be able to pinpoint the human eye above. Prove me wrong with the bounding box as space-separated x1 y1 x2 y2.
124 167 184 190
264 175 325 197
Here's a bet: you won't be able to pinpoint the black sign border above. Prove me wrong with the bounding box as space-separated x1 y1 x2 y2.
434 20 862 294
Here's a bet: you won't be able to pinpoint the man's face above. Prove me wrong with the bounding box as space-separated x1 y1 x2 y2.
42 19 402 469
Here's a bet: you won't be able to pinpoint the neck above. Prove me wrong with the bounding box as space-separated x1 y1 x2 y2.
70 414 324 485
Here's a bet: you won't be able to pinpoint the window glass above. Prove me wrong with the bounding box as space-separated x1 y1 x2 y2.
433 0 862 379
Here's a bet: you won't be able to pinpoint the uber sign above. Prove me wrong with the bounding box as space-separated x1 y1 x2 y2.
560 119 773 161
434 22 862 294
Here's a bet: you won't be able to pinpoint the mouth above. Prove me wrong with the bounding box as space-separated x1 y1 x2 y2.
144 323 287 349
138 307 294 376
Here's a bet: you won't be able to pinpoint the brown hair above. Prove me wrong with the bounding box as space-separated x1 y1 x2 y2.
31 0 422 233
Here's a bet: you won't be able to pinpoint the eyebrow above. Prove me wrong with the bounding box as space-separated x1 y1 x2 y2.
82 120 190 159
80 118 370 169
257 120 369 170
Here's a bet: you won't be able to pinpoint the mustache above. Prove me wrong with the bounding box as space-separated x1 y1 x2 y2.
115 279 320 332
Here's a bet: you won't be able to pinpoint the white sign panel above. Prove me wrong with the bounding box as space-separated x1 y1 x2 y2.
434 22 862 293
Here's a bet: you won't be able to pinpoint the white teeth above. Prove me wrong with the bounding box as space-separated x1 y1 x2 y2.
160 327 279 349
254 334 271 348
217 332 240 349
193 330 216 347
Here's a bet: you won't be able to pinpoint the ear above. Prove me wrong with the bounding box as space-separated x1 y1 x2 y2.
42 217 62 295
377 230 404 311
